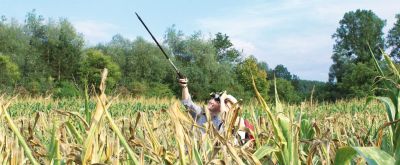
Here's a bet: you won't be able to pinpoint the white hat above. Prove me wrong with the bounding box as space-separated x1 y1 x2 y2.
225 95 238 104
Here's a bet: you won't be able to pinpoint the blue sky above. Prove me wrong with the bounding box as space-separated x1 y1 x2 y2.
1 0 399 81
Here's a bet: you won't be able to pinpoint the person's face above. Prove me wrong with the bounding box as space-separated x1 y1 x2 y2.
207 98 221 114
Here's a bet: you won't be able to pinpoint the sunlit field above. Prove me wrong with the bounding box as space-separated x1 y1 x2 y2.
0 88 393 164
1 3 400 164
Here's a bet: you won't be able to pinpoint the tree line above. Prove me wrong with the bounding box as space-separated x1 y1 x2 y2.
1 9 399 103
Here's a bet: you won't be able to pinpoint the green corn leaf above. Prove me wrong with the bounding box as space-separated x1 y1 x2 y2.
394 125 400 165
382 51 400 81
65 120 83 144
368 43 384 77
334 147 357 165
253 145 278 160
192 141 203 165
334 147 395 165
2 105 40 165
367 96 395 123
274 76 283 114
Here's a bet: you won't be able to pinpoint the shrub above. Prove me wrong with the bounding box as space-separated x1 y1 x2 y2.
53 81 80 98
0 55 20 85
146 83 174 98
130 81 148 97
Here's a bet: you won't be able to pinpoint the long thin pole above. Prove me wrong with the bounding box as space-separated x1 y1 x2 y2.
135 12 185 79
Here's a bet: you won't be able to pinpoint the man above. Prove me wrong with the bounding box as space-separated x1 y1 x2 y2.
178 78 253 143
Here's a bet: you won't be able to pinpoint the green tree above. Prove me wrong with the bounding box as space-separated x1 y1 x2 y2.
273 64 292 80
79 49 121 91
97 34 133 85
18 11 84 94
23 10 47 79
96 35 175 97
129 37 171 83
0 55 20 87
0 17 30 67
257 61 270 72
45 18 84 81
164 26 188 62
387 14 400 62
177 32 220 99
339 62 376 97
165 28 240 100
329 9 385 98
0 16 31 93
127 37 174 97
236 56 269 100
212 32 241 63
270 78 300 103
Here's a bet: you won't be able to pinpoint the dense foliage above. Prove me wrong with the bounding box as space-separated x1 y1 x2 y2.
2 9 400 164
1 10 400 103
329 9 386 98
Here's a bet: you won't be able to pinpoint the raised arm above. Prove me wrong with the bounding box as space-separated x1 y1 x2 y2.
178 78 202 118
179 78 190 100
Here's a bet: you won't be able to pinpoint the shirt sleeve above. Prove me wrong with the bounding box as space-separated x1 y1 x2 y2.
181 96 202 118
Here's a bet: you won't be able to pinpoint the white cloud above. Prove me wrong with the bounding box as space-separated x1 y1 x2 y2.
313 1 400 25
195 0 400 81
230 38 257 55
257 34 333 81
73 20 119 45
197 16 282 39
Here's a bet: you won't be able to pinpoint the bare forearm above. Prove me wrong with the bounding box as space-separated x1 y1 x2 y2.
178 78 190 100
181 86 190 100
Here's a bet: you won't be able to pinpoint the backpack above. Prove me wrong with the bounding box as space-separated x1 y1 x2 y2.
244 119 255 141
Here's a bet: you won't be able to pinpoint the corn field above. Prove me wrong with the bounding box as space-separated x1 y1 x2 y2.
0 67 399 164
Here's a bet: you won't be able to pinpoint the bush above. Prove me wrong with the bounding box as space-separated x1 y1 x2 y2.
79 49 121 91
0 55 20 85
53 81 80 98
130 81 148 97
128 81 174 98
114 86 131 97
26 80 41 96
146 83 174 98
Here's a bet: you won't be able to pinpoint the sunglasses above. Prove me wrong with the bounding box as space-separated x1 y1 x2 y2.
210 92 223 102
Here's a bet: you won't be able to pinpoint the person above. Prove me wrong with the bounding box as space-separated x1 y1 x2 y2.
178 78 254 143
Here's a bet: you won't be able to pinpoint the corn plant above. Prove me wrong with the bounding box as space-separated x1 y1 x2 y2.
0 96 40 165
251 76 301 164
0 66 394 164
334 48 400 164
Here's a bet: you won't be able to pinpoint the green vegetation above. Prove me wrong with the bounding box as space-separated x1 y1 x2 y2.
1 8 400 164
3 9 399 102
0 55 20 88
0 86 392 164
329 9 386 98
0 66 396 164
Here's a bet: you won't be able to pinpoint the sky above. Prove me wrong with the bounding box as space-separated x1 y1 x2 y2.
1 0 399 82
